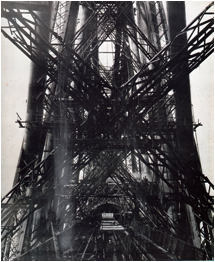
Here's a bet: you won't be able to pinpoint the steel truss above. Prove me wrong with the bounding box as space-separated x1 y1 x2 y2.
1 1 214 260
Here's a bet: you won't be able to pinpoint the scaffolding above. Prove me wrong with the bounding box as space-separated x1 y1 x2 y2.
1 1 214 260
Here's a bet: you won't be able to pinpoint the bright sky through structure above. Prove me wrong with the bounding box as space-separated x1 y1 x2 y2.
1 1 214 197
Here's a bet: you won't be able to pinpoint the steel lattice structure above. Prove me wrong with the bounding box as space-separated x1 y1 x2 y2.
1 1 214 260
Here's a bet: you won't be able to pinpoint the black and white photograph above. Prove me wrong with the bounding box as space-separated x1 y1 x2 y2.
1 1 214 260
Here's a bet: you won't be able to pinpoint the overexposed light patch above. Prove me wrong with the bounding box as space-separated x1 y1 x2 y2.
99 37 115 68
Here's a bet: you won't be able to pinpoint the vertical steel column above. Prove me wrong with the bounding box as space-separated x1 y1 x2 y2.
23 6 52 158
167 1 201 248
167 2 194 161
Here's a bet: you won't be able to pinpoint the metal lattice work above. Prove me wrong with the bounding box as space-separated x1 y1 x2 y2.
1 1 214 260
